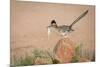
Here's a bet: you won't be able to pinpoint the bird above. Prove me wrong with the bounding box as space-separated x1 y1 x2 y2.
47 10 88 38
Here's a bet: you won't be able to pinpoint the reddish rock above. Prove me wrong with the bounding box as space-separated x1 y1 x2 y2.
54 38 75 63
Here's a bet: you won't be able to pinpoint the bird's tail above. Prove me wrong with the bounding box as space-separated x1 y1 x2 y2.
70 10 88 28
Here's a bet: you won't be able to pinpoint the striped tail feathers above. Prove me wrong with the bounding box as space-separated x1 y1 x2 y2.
70 10 88 28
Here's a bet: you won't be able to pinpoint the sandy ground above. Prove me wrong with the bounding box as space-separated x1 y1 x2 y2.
10 0 95 62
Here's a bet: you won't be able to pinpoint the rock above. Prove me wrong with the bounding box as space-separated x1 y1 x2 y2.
53 38 75 63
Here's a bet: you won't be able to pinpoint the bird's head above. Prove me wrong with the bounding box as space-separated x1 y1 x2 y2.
51 20 58 27
47 20 58 38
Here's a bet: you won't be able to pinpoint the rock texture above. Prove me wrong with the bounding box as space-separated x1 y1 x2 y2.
54 38 75 63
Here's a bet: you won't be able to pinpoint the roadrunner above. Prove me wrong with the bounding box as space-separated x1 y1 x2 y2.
47 10 88 38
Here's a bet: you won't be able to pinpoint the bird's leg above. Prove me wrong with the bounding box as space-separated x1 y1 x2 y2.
60 32 69 38
64 35 68 38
